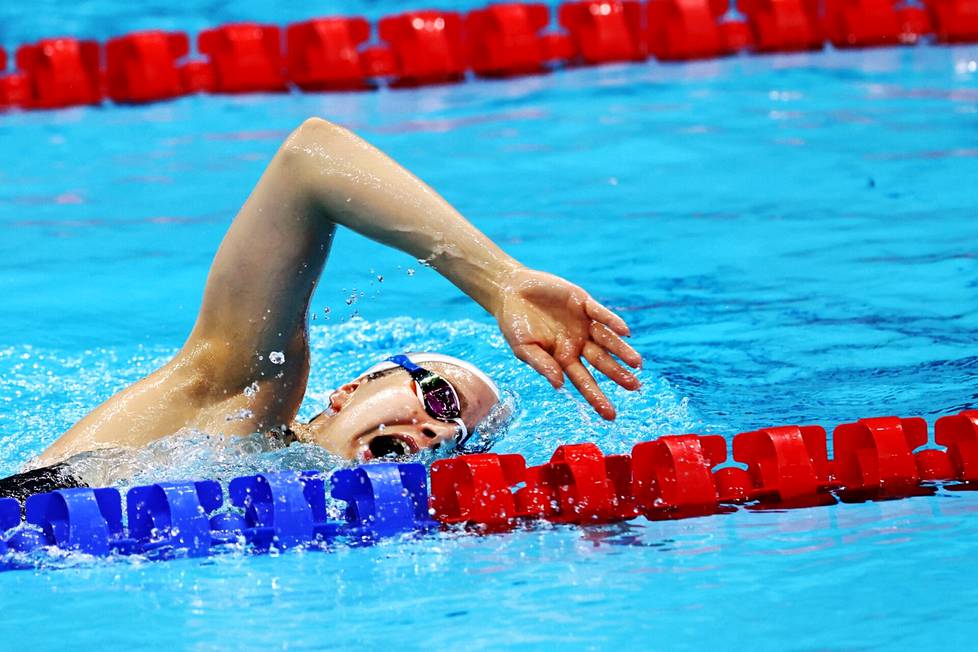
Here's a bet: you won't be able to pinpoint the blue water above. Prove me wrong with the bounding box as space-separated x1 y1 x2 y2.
1 31 978 649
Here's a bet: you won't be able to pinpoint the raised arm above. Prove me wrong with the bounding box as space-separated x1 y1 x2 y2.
189 117 641 418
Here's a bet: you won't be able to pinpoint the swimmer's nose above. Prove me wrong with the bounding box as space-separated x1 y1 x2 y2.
416 422 458 449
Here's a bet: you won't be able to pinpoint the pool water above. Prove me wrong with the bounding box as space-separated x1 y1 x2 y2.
1 31 978 649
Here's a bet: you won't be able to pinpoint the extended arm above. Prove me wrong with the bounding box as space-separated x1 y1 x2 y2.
189 118 641 419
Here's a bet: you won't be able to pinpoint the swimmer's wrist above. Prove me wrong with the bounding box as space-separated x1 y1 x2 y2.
481 259 523 316
453 257 520 317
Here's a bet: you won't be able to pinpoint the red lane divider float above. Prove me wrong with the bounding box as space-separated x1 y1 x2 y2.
14 37 102 109
521 443 636 524
286 18 374 90
732 425 836 507
832 416 935 499
633 434 732 517
823 0 898 48
198 23 287 93
647 0 729 61
377 11 468 87
466 3 552 77
106 31 189 104
822 0 932 48
429 410 978 530
0 0 975 112
430 452 528 530
559 0 648 64
739 0 824 52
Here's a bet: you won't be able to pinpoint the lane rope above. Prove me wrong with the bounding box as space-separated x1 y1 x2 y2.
1 410 976 570
0 0 973 111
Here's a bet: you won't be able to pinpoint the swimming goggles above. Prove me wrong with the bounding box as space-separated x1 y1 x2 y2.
386 354 471 446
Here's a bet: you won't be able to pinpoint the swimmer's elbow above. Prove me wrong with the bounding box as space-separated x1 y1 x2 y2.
278 117 359 182
291 117 355 149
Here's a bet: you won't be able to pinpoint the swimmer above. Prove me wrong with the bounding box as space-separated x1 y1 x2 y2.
0 117 642 501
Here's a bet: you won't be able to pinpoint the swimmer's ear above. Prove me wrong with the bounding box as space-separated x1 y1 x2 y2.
328 381 360 411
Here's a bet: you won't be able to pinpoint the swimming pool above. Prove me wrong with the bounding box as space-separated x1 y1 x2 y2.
2 14 978 648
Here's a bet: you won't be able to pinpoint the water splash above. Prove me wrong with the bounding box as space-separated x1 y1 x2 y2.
0 317 687 480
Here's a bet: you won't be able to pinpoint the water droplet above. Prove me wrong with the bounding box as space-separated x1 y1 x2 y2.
226 408 254 422
406 268 416 277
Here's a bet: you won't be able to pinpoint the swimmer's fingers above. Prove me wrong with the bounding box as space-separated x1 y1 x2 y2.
583 342 641 391
585 298 630 337
564 361 616 420
590 323 643 369
512 343 564 389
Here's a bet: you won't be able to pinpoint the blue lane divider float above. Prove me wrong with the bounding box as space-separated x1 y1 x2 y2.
228 470 336 549
129 480 226 556
0 462 429 569
331 463 436 540
26 487 130 555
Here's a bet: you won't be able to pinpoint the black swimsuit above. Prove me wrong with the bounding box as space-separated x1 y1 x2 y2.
0 463 88 504
0 428 296 506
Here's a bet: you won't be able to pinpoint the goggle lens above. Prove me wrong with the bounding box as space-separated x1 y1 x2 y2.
419 377 462 420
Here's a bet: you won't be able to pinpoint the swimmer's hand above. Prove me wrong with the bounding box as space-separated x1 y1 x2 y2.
494 267 642 420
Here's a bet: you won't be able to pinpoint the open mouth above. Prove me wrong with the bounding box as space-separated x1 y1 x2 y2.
365 434 420 460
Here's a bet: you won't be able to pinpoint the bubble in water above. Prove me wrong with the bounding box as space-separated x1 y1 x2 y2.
226 408 254 422
269 351 285 365
244 382 260 398
406 268 416 277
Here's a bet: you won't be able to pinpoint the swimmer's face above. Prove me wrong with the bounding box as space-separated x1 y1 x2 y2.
301 361 498 461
